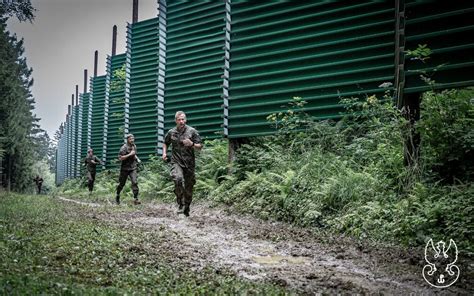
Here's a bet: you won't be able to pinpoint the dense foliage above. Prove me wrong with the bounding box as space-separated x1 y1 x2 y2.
0 0 35 23
0 19 35 191
0 5 54 193
58 88 474 253
418 89 474 183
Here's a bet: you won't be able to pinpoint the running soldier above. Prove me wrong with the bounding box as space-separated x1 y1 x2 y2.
33 175 43 194
162 111 202 216
116 134 141 205
84 148 101 193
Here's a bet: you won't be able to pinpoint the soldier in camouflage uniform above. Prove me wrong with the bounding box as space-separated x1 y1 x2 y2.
116 134 141 205
84 148 101 193
163 111 202 217
33 175 43 194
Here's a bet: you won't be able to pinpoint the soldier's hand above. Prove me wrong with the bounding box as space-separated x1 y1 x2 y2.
182 139 193 147
129 150 136 156
162 153 167 161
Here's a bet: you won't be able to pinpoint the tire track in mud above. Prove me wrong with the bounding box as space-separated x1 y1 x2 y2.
58 197 467 294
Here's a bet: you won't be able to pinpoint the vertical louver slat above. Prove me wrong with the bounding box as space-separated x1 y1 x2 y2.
65 119 70 179
125 23 132 137
73 105 80 177
55 140 60 185
103 56 112 170
76 100 83 177
69 111 74 178
222 0 231 137
57 132 65 184
157 0 166 155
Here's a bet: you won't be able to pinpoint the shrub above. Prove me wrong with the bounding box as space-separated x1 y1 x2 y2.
417 88 474 183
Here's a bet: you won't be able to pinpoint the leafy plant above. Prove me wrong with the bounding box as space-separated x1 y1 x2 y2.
406 44 432 63
110 65 126 92
417 88 474 183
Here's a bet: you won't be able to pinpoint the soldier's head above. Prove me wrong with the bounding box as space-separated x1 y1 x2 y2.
126 134 135 145
175 111 187 129
88 148 93 155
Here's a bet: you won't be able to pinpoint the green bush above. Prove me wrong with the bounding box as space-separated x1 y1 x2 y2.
209 91 473 251
417 88 474 183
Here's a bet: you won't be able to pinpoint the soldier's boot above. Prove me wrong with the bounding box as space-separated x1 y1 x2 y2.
133 193 141 205
115 194 120 205
88 180 93 193
183 204 190 217
177 204 184 215
175 185 184 214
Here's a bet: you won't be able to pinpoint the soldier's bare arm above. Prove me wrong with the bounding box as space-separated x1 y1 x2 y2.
162 143 168 161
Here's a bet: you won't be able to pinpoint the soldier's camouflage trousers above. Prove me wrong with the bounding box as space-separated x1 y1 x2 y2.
116 169 139 198
87 171 96 192
170 163 195 208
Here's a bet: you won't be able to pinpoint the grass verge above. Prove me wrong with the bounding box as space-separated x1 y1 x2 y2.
0 192 289 295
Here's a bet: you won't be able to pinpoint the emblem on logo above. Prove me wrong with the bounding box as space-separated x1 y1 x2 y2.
422 239 460 288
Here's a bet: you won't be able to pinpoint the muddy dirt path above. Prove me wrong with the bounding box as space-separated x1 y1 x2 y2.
58 197 471 294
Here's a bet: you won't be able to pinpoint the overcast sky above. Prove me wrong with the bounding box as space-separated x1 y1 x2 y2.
7 0 157 137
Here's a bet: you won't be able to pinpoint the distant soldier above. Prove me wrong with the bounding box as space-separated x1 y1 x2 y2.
116 134 141 205
33 175 43 194
84 148 102 193
162 111 202 217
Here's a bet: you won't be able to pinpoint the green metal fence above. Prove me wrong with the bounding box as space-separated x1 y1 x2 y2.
228 1 396 138
164 1 226 139
89 75 107 171
64 118 69 179
105 53 127 167
126 18 160 162
73 105 80 177
79 92 91 161
55 1 474 184
404 1 474 93
57 126 66 184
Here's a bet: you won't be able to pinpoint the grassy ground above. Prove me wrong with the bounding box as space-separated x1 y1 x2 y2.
0 192 289 295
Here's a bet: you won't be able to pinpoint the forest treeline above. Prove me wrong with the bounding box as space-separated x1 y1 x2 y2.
0 2 55 192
